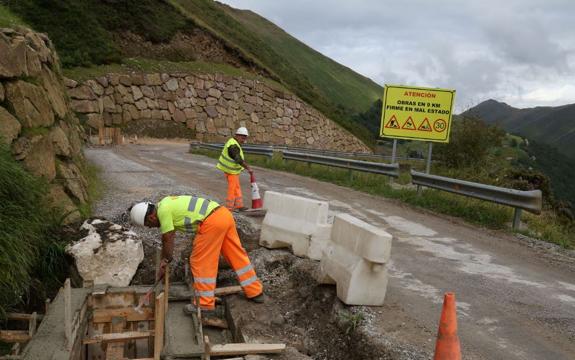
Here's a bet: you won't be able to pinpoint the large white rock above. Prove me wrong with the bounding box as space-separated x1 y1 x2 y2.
317 213 392 306
66 219 144 287
259 191 332 260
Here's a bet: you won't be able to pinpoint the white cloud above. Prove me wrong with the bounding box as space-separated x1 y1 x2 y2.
219 0 575 111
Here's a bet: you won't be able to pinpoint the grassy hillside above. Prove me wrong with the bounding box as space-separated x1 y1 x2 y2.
0 3 24 27
3 0 380 145
1 0 191 67
464 99 575 159
0 142 69 315
216 3 382 113
170 0 380 142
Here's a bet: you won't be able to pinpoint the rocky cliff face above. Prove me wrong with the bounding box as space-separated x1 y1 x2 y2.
0 27 87 223
67 72 371 152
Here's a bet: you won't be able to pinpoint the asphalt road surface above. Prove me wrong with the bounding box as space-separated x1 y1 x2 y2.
87 142 575 360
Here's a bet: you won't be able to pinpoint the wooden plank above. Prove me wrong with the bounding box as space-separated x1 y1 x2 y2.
153 292 165 360
28 312 37 337
64 278 72 350
83 331 155 345
5 313 44 322
10 343 20 356
214 286 242 296
92 307 154 323
106 317 126 360
201 317 228 329
203 336 211 360
164 264 170 316
209 343 286 356
0 331 31 343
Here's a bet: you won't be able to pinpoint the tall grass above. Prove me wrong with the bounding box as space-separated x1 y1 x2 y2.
0 143 68 316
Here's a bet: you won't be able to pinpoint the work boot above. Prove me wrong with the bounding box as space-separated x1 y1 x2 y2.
248 293 266 304
235 206 250 212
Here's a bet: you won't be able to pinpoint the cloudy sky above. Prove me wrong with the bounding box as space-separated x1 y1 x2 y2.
219 0 575 112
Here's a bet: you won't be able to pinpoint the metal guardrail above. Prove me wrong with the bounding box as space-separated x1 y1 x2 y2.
411 170 543 229
191 141 543 228
195 143 273 157
191 142 399 178
193 142 424 162
283 150 400 178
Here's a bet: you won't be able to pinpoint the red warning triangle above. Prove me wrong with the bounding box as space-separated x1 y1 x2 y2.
385 115 400 129
418 118 432 132
402 116 416 130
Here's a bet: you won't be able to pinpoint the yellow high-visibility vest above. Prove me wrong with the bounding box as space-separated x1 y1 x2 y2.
157 195 220 234
216 138 244 175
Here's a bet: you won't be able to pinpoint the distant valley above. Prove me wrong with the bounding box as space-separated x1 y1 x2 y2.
463 99 575 159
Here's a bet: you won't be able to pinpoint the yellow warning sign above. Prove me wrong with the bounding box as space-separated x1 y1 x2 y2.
380 85 456 143
418 118 432 132
402 116 416 130
385 115 400 129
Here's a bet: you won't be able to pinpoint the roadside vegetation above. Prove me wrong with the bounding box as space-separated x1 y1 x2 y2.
0 143 68 317
192 117 574 248
1 0 190 67
0 142 104 318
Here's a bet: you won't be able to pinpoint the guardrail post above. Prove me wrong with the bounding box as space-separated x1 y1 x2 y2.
512 208 522 230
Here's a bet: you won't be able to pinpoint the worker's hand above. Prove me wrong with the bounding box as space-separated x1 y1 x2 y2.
247 168 254 174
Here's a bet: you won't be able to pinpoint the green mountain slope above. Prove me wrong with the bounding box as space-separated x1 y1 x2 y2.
464 99 575 159
215 2 382 113
170 0 381 141
3 0 382 144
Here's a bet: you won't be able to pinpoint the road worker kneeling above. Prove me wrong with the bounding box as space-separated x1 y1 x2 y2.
130 195 265 317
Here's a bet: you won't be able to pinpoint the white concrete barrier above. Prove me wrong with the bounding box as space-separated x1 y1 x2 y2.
317 213 392 305
259 191 332 259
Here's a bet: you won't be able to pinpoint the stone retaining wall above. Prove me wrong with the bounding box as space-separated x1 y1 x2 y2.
0 27 87 223
66 72 370 152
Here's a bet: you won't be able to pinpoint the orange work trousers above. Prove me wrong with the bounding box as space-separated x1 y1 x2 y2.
224 173 243 210
190 207 262 310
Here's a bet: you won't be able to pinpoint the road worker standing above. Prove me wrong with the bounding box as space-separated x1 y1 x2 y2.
129 195 265 317
216 127 253 211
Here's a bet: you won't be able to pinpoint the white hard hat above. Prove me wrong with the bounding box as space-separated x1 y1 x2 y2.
235 127 249 136
130 202 152 226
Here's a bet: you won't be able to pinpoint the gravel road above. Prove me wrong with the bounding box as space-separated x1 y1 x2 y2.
86 142 575 360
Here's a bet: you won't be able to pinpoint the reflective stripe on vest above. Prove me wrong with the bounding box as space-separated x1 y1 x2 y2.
216 138 244 175
183 197 220 234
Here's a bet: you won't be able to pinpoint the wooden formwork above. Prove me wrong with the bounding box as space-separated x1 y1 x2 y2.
3 272 285 360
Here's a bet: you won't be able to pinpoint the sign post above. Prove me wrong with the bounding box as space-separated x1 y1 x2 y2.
426 142 433 174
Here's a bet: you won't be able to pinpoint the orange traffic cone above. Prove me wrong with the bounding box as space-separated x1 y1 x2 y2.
250 172 263 209
434 292 461 360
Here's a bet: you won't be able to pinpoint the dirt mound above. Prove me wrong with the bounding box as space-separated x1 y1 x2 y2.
223 248 427 360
